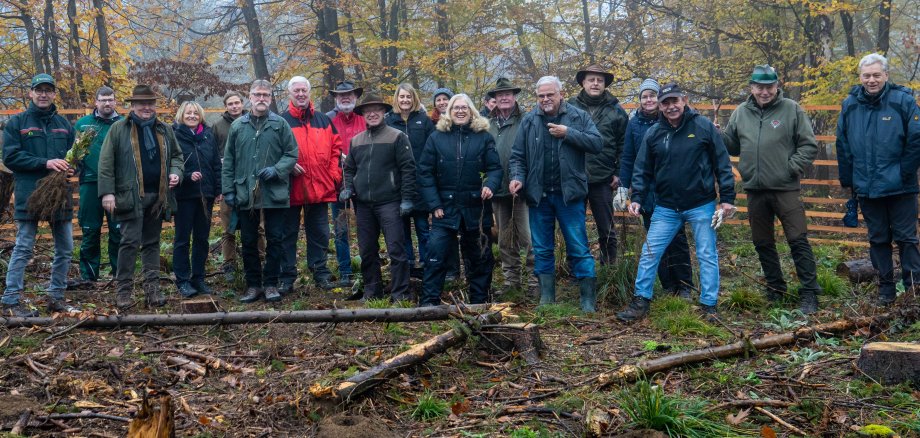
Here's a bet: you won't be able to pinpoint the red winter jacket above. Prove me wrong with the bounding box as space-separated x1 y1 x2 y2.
326 108 366 155
281 101 343 205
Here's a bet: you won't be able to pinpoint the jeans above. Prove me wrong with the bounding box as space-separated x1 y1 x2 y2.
238 207 285 288
422 222 494 305
860 193 920 295
173 198 214 287
356 200 409 299
493 195 535 286
587 182 617 264
641 209 693 292
529 193 595 278
280 203 333 285
115 194 163 295
747 189 819 294
78 182 121 281
330 200 353 277
2 220 73 305
403 212 430 267
635 201 719 306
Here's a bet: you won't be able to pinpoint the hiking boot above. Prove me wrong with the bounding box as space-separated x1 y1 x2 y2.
764 286 786 303
410 267 424 280
877 289 897 308
672 287 692 301
177 282 199 298
47 299 80 314
537 274 555 305
337 275 354 288
191 281 213 296
579 277 597 313
699 303 719 323
798 289 819 314
616 296 651 322
315 278 336 291
2 302 38 318
239 287 263 303
278 281 294 296
221 264 236 283
115 289 134 310
144 283 166 307
264 286 282 302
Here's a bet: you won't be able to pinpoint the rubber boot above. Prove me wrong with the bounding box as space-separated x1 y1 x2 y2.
579 277 597 313
538 274 555 305
798 289 818 314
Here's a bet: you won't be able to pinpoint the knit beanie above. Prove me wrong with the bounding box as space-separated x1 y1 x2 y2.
432 87 454 103
638 78 660 96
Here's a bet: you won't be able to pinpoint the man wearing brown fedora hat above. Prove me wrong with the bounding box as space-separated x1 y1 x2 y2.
98 84 184 310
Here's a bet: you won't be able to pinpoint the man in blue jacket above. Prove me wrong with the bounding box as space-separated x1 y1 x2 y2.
836 53 920 307
617 83 736 322
509 76 603 312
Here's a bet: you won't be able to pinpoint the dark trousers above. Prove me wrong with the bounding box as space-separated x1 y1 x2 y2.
587 182 618 264
238 207 285 288
860 193 920 294
748 190 819 294
78 182 121 280
641 208 693 291
403 212 430 267
330 200 353 277
116 193 163 294
422 222 494 305
280 203 332 285
173 198 214 287
356 200 410 299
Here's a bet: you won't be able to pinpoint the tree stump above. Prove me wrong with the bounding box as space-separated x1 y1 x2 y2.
478 323 544 365
837 259 877 283
180 296 220 314
857 342 920 385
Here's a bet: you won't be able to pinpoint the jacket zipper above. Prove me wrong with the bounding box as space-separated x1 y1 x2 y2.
367 130 374 203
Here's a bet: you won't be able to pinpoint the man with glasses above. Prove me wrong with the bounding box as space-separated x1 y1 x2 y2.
508 76 603 312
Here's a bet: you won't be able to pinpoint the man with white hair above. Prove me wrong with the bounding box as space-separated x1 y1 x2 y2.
836 53 920 307
508 76 603 312
279 76 343 294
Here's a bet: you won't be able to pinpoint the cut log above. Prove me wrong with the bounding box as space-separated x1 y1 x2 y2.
478 323 544 365
164 355 207 376
180 296 220 314
127 395 174 438
857 342 920 385
836 259 877 283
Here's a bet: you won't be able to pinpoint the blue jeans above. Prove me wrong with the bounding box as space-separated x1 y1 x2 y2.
635 201 720 306
330 200 353 277
2 220 73 305
529 193 595 278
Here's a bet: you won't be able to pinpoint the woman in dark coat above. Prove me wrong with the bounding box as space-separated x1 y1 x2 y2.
417 94 502 306
172 101 221 297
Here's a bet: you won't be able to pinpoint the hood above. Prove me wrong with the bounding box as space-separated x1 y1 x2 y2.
93 109 121 124
851 82 913 105
657 106 699 131
632 108 659 125
222 110 246 123
288 100 315 120
436 114 489 133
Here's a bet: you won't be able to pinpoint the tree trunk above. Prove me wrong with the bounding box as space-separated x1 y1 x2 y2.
877 0 890 53
316 4 344 112
343 8 363 82
581 0 594 64
435 0 450 86
857 342 920 385
92 0 112 80
239 0 274 111
840 10 855 57
66 0 86 103
836 259 878 283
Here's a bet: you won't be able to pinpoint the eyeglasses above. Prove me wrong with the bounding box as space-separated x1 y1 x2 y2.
451 106 470 112
33 88 55 95
251 92 271 99
97 98 115 103
536 93 557 100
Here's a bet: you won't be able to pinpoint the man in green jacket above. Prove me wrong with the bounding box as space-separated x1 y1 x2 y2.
98 84 184 310
722 65 821 313
75 86 122 282
221 79 298 304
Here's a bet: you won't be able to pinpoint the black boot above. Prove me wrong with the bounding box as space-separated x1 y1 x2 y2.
798 289 819 314
579 277 597 313
877 287 897 307
616 295 651 322
538 274 555 305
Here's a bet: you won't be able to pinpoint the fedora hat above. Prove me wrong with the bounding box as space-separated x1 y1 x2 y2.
124 84 161 102
354 93 392 115
575 64 614 88
329 80 364 98
750 65 779 84
486 78 521 98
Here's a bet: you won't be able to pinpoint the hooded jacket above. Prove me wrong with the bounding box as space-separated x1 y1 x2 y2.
75 110 121 184
568 90 628 184
836 82 920 198
326 108 365 155
722 90 818 191
343 123 416 206
281 100 343 205
221 112 298 210
488 104 523 197
631 107 736 211
173 123 221 200
619 109 658 188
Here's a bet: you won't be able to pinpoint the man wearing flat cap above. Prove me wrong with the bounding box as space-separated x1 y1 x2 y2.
722 65 821 314
569 65 628 267
98 84 184 310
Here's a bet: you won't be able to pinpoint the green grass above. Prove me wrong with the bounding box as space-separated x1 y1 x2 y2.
529 303 582 325
817 267 849 297
597 258 636 309
649 297 726 338
411 391 449 421
618 380 745 437
724 286 767 311
364 298 391 309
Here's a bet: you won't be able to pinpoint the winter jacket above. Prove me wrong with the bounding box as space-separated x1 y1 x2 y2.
488 104 523 197
2 103 75 221
97 114 184 222
173 123 221 200
836 83 920 199
508 101 603 207
568 90 628 184
212 111 246 157
418 117 502 231
619 109 659 207
386 110 434 211
343 123 416 206
326 108 366 155
221 112 298 210
281 101 343 205
75 110 121 184
631 107 736 210
722 90 818 191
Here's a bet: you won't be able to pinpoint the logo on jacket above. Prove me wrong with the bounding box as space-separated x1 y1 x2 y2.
882 116 892 121
688 134 695 138
770 120 781 128
415 121 422 125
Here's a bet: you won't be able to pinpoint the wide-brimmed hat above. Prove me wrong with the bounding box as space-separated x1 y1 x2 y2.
124 84 161 102
354 93 392 115
750 65 779 84
486 78 521 98
329 80 363 98
30 73 55 89
575 65 614 88
658 83 685 101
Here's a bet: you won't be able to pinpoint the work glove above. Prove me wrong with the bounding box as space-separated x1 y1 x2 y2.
612 187 629 212
223 193 236 208
399 200 414 217
711 209 724 230
339 188 353 203
257 166 279 181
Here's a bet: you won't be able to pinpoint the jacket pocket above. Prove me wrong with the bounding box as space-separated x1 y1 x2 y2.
114 190 134 214
234 177 250 207
265 180 289 203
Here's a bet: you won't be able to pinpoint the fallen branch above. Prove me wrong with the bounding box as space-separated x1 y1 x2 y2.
142 349 243 373
706 399 795 412
164 355 207 376
11 409 32 435
755 407 807 436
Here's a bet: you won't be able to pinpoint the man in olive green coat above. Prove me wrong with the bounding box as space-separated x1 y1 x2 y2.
99 84 184 310
722 65 821 313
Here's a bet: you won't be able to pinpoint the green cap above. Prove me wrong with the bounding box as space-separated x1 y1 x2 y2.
750 65 778 84
30 73 55 89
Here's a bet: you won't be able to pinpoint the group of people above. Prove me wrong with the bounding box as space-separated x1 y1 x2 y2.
2 51 917 322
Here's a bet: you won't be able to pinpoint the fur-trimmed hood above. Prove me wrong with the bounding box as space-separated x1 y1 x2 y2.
436 115 489 133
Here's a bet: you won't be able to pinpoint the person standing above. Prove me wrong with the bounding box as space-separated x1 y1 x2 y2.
342 94 417 302
1 74 77 317
222 80 298 303
99 84 184 309
417 94 502 306
836 53 920 307
75 86 122 282
508 76 603 312
429 87 453 124
722 65 821 313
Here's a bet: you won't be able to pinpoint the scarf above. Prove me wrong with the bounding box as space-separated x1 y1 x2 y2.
130 112 158 160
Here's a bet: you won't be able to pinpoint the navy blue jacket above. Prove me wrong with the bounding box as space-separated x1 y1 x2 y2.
631 107 736 210
386 110 434 210
619 109 659 209
173 123 221 200
417 119 502 231
836 83 920 199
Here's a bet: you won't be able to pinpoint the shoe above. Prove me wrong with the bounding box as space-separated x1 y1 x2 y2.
191 281 213 296
673 288 692 301
264 286 282 302
410 267 424 280
47 299 80 314
537 274 555 305
177 282 199 298
445 274 458 283
222 264 236 283
144 283 166 307
798 289 819 314
278 281 294 296
2 303 38 317
699 304 719 322
616 296 651 322
337 275 354 288
764 286 786 303
239 287 263 303
315 278 336 291
877 289 896 307
579 277 597 313
115 290 134 310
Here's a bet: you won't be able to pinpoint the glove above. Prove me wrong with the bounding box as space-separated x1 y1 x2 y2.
339 188 353 203
399 200 414 217
613 187 629 211
711 209 724 230
843 197 859 227
257 166 279 181
223 193 236 208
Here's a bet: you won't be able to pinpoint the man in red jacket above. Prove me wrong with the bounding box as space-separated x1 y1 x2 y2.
279 76 344 293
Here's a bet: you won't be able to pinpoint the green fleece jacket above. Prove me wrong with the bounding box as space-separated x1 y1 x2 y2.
722 90 818 191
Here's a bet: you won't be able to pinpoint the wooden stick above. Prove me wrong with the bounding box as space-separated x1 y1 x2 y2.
755 407 807 436
164 355 207 376
706 399 795 412
142 348 242 373
11 409 32 435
